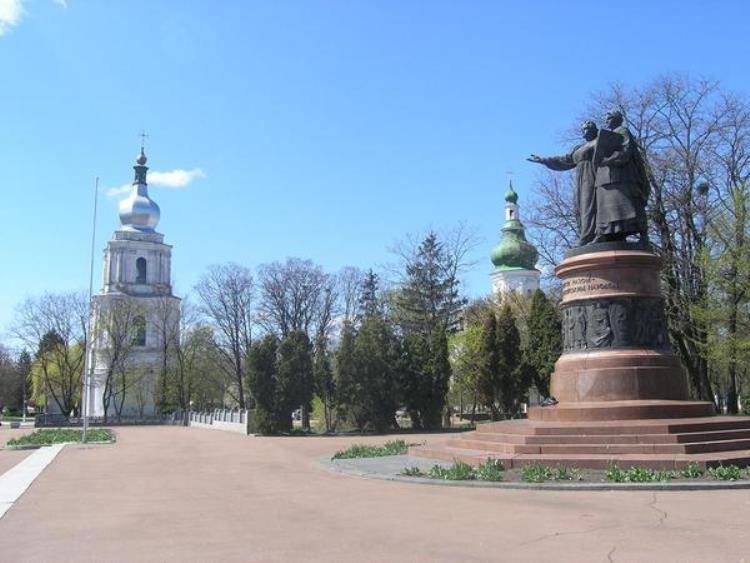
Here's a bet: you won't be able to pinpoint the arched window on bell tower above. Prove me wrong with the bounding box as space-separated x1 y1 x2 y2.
136 257 147 284
133 316 146 347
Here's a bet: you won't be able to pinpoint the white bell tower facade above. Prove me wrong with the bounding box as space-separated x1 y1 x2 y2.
87 147 181 418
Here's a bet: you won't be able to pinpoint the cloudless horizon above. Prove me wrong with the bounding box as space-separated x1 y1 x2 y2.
3 0 750 342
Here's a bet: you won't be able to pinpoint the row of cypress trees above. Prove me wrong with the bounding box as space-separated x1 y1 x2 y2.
475 292 561 420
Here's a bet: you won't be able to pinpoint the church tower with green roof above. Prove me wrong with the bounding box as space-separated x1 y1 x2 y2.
490 181 540 298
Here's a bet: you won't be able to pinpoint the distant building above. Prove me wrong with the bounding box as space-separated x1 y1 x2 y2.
490 181 540 298
85 148 180 418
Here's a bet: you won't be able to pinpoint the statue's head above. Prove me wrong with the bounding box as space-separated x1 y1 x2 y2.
605 109 624 129
581 120 598 141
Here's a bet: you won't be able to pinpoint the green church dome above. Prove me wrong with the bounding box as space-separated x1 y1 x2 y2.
491 182 539 271
505 183 519 204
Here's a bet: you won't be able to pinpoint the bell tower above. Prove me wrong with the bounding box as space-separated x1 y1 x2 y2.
87 147 181 418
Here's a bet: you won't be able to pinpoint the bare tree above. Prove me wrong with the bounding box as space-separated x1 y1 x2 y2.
527 75 750 405
195 263 254 409
12 292 88 417
336 266 365 326
701 94 750 412
257 258 337 339
151 295 183 413
525 173 577 267
389 222 481 284
90 296 146 421
174 325 222 416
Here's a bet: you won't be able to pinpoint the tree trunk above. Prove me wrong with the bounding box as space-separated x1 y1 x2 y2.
727 292 740 414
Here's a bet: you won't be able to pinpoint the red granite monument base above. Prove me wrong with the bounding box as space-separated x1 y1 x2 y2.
412 244 750 469
409 415 750 469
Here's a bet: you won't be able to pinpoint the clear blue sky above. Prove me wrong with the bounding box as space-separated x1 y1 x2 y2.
2 0 750 335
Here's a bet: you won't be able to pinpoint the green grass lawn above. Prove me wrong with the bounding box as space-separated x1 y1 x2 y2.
6 428 114 448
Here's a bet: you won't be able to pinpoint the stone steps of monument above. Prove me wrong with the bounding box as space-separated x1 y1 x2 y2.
408 444 750 470
672 428 750 443
461 427 750 446
475 416 750 436
447 437 750 456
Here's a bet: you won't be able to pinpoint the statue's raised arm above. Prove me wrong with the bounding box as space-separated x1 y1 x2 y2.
527 152 576 171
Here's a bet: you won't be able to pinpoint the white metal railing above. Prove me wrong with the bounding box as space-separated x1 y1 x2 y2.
188 408 249 429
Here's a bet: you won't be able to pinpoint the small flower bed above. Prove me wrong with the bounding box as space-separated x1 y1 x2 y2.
396 459 750 484
521 464 582 483
401 459 505 482
605 463 747 483
7 428 114 448
332 440 409 459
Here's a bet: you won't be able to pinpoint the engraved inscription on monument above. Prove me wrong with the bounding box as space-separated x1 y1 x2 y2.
562 275 618 297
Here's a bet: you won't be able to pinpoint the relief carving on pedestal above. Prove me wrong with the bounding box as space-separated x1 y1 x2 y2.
562 297 669 352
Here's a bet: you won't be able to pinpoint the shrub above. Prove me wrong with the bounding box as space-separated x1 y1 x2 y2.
553 466 581 481
429 460 475 480
400 458 504 481
605 465 676 482
251 408 277 435
474 458 504 481
707 465 743 481
605 465 627 483
521 464 554 483
680 462 704 479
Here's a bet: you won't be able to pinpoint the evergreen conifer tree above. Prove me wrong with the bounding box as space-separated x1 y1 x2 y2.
275 330 313 432
17 350 31 417
313 334 335 433
426 327 451 428
395 232 465 337
399 329 451 430
394 232 466 428
334 321 357 428
496 302 526 417
400 333 430 429
525 290 561 398
247 334 279 434
359 269 381 320
352 316 399 432
477 310 501 419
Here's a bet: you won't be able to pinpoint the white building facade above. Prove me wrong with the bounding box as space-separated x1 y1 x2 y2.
86 148 180 418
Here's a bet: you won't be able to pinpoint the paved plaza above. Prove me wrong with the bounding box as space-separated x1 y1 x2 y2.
1 426 749 561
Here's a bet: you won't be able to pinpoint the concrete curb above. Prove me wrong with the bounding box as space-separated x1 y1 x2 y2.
4 440 115 451
323 455 750 492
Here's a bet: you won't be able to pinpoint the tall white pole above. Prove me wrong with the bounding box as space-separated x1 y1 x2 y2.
82 177 99 443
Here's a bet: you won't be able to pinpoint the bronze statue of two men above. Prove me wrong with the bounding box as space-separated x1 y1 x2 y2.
528 111 650 246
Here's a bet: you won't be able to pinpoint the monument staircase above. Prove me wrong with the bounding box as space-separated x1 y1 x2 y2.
412 242 750 470
410 412 750 470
